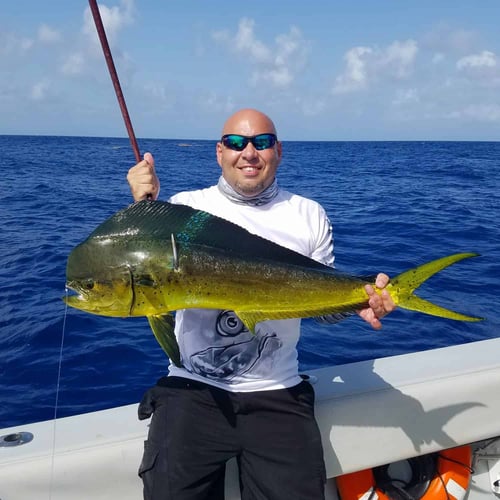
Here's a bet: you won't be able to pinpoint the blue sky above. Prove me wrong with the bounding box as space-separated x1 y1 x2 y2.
2 1 500 140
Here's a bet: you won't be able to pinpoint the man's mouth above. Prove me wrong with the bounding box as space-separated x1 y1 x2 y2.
240 166 261 175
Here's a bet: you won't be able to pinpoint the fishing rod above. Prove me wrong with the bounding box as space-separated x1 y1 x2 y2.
50 6 146 494
88 0 141 163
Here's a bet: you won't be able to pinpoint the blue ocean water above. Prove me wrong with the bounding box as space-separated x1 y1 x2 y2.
1 136 498 428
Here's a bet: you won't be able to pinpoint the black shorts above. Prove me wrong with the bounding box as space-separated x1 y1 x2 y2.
138 376 326 500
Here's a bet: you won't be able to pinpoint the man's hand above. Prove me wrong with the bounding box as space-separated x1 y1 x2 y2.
127 152 160 202
358 273 396 329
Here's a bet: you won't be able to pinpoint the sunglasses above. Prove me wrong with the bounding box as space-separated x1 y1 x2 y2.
221 133 277 151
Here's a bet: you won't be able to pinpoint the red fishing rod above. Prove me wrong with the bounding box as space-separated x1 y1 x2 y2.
88 0 141 163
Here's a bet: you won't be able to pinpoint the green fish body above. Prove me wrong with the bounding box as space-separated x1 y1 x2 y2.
64 200 483 364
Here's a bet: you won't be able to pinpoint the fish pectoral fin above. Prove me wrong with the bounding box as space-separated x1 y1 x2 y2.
398 294 483 322
234 311 290 334
235 312 271 335
147 314 182 367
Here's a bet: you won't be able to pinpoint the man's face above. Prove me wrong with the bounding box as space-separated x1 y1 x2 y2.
216 114 282 197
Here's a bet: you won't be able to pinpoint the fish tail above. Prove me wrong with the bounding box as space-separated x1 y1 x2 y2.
389 252 483 322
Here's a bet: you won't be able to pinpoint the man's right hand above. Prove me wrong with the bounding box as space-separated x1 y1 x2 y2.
127 152 160 202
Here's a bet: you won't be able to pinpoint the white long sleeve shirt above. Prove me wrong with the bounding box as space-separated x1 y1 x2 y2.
167 185 334 392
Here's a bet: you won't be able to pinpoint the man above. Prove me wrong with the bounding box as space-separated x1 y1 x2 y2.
128 109 395 500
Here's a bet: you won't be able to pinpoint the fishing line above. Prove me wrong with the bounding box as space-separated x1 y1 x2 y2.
48 288 70 499
48 4 143 497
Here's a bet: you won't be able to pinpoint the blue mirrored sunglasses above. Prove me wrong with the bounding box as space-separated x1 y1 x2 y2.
221 133 277 151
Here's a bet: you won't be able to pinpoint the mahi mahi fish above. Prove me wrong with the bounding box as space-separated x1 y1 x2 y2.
64 200 483 366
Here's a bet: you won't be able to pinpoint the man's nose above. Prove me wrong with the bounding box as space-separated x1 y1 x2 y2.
241 142 258 159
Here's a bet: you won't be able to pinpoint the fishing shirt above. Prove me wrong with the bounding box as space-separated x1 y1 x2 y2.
167 185 334 392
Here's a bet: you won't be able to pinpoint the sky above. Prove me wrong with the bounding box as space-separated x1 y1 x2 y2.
2 1 500 141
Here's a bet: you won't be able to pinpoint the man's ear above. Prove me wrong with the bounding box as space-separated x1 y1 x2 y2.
216 141 223 167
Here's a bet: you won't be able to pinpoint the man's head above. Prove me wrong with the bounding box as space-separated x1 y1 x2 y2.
216 109 282 197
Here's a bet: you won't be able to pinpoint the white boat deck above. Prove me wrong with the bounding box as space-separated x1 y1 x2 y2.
2 337 500 499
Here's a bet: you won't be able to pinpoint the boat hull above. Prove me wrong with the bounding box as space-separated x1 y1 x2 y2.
2 337 500 499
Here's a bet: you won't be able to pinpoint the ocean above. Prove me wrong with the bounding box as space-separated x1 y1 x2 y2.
1 136 498 428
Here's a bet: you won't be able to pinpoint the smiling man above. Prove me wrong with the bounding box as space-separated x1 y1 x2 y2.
127 108 395 500
216 109 281 197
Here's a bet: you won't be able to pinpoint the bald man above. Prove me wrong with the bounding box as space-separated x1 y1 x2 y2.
128 109 395 500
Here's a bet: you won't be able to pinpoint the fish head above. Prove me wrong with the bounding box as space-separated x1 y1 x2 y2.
63 238 134 317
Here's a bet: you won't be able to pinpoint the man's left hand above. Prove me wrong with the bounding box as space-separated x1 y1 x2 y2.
358 273 396 329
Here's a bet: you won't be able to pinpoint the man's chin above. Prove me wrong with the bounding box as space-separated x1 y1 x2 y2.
235 181 266 197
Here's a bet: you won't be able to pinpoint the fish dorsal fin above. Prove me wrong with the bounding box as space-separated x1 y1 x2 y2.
89 200 331 271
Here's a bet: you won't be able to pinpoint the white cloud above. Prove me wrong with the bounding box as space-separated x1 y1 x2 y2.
332 46 373 93
296 96 326 117
59 1 136 78
432 53 445 64
455 51 500 87
38 24 61 44
445 29 477 53
82 0 134 49
421 25 477 54
142 82 176 112
275 26 305 65
333 40 418 94
30 80 50 101
457 50 497 70
0 32 33 56
392 88 419 106
258 66 293 87
381 40 418 78
264 26 307 87
212 18 309 89
61 52 86 76
232 18 271 63
201 91 235 114
448 104 500 122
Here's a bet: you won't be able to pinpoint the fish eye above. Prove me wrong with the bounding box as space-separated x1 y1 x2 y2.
83 279 95 290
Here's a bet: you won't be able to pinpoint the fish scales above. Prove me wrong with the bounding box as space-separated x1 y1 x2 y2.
64 200 483 364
